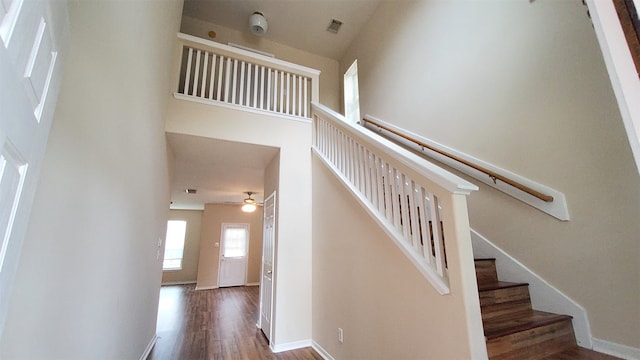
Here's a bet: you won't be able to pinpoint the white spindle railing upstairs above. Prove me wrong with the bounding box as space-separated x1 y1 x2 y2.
312 104 478 294
175 33 320 120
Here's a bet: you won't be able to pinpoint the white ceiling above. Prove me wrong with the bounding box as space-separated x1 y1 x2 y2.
182 0 382 60
167 133 279 210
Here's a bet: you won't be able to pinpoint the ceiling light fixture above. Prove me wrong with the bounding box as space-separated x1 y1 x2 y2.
249 11 268 36
241 192 257 213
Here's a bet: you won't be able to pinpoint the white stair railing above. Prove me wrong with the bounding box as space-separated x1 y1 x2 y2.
312 104 478 294
175 33 320 120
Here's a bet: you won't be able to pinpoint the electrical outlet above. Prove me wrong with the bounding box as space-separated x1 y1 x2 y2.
338 328 344 343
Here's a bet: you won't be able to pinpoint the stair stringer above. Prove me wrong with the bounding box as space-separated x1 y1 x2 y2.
586 0 640 175
470 229 592 349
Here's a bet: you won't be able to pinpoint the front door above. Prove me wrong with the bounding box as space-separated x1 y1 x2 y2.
0 0 67 338
259 191 276 341
218 223 249 287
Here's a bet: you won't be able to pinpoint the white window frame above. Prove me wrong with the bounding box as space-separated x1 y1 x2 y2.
344 59 361 124
163 220 187 271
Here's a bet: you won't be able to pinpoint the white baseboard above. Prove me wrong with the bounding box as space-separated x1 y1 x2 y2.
139 334 157 360
195 285 218 291
471 229 593 348
311 341 336 360
246 282 260 286
271 339 312 353
592 338 640 360
161 280 196 286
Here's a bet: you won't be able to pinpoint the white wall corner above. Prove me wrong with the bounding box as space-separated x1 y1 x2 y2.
592 338 640 360
311 341 336 360
139 334 158 360
270 339 312 353
470 229 592 348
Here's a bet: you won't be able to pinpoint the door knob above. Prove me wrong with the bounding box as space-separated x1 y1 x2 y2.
266 270 272 275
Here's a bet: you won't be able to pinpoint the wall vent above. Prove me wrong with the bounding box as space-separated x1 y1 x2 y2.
327 19 343 33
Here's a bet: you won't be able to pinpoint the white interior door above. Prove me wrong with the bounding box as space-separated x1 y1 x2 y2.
0 0 67 339
259 191 276 341
218 223 249 287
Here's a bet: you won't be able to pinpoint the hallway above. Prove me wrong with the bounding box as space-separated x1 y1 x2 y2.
147 285 322 360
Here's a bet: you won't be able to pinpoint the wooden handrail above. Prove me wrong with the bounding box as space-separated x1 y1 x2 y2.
361 116 554 203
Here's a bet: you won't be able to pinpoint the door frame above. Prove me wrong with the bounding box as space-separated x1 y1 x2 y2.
257 191 276 341
217 222 250 287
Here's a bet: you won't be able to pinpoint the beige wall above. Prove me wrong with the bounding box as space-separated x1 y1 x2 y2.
162 209 203 284
180 15 341 111
341 0 640 348
195 204 263 289
0 1 182 358
166 99 312 347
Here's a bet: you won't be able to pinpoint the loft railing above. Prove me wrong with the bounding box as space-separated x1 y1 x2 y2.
312 103 478 294
174 33 320 119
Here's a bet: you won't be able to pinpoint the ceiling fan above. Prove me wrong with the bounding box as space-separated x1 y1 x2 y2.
224 191 263 212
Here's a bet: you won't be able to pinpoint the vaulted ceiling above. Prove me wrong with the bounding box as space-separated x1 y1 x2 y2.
182 0 382 60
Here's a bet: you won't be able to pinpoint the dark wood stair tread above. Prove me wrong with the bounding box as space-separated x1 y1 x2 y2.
483 309 573 340
478 281 529 292
542 347 621 359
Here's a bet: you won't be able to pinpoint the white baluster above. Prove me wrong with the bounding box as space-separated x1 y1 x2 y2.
407 180 421 250
285 73 291 114
224 57 231 102
239 61 245 105
370 155 379 209
349 138 359 184
184 47 193 95
292 74 297 116
417 187 432 264
253 65 258 109
390 168 402 230
247 63 254 106
274 70 279 112
217 56 224 101
260 66 265 110
201 51 208 98
364 151 373 204
427 193 445 275
279 71 284 114
376 158 386 214
266 67 271 111
384 163 393 222
209 53 216 100
193 50 201 97
232 59 238 104
298 75 303 117
358 145 367 196
303 77 308 118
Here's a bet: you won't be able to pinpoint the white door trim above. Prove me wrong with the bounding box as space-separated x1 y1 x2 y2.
217 223 250 288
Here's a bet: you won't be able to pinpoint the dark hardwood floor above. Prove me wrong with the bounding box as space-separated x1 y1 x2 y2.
147 284 323 360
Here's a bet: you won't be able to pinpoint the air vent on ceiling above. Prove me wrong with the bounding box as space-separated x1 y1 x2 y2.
327 19 343 34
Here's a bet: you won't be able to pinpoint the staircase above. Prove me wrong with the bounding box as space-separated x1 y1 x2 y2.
475 259 619 359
